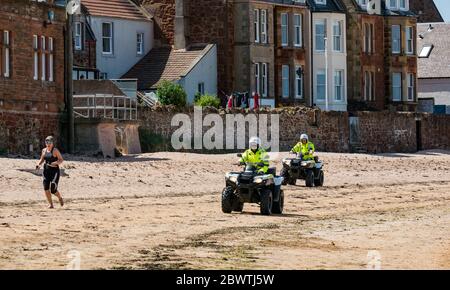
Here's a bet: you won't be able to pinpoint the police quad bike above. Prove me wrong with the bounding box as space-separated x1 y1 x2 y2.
221 154 285 215
280 153 324 187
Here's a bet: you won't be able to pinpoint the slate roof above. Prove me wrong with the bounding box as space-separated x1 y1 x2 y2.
307 0 346 12
417 23 450 79
345 0 417 16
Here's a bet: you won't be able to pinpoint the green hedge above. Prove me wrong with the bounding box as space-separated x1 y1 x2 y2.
156 80 187 108
194 94 221 108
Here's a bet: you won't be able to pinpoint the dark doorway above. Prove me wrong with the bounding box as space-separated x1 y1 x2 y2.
416 120 422 152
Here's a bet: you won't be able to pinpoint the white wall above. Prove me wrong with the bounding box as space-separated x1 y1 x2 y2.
178 45 218 104
89 16 153 79
312 13 348 112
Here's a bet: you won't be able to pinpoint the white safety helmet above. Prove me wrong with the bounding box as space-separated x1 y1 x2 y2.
249 136 261 150
300 134 309 142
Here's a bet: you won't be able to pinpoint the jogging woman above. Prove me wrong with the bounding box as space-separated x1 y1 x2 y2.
36 136 64 208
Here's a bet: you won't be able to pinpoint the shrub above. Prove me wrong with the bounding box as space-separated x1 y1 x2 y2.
194 94 221 108
156 80 187 107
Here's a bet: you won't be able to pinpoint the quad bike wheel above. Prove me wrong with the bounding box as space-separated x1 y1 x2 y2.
315 170 324 187
272 190 284 214
281 168 296 185
221 186 234 213
305 170 315 187
280 168 289 186
288 178 296 185
233 200 244 212
260 189 273 215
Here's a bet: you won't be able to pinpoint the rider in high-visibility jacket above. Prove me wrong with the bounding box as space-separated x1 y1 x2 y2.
291 134 315 161
239 137 269 174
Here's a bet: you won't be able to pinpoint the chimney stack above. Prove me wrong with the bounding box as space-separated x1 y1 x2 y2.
174 0 189 50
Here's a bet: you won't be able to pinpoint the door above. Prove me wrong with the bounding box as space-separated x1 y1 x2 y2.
349 117 360 146
416 120 422 152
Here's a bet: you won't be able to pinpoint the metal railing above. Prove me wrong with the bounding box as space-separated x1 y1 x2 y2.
137 91 157 107
73 94 138 120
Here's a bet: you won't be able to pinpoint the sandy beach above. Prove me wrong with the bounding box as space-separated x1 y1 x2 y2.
0 150 449 269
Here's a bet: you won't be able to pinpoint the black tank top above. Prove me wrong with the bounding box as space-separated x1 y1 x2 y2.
44 148 58 167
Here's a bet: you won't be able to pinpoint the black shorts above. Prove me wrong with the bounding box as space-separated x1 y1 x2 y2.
43 166 60 194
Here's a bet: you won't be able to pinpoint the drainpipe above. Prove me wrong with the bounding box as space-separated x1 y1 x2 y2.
310 9 314 108
325 33 329 112
66 13 75 153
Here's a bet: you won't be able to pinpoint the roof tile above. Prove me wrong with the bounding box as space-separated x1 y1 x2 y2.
122 46 208 90
82 0 150 21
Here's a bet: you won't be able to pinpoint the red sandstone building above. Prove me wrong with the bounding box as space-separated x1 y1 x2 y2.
138 0 313 107
0 0 66 154
343 0 418 112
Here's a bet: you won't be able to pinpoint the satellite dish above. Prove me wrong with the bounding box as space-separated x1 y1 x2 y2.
66 0 81 15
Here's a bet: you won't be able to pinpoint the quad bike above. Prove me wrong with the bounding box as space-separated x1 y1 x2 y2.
280 153 324 187
222 155 285 215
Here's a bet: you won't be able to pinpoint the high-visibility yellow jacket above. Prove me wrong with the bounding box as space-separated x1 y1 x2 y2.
292 141 315 160
239 148 269 173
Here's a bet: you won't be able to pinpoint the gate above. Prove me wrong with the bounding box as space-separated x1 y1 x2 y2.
349 117 363 153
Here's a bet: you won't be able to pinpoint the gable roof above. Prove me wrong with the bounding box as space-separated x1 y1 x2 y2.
82 0 151 21
409 0 444 23
122 45 215 91
417 23 450 79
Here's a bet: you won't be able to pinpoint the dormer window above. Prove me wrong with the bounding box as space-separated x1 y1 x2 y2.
388 0 397 9
315 0 326 5
388 0 409 11
399 0 407 10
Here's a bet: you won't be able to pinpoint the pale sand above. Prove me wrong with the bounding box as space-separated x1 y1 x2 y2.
0 150 449 269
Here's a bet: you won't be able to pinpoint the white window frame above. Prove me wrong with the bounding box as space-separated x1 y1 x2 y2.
254 9 260 43
262 63 268 97
316 69 326 101
392 72 402 101
102 22 113 55
392 25 401 54
294 14 302 47
261 10 268 44
295 66 303 99
364 23 373 54
255 63 260 95
137 33 144 55
3 31 10 78
75 22 82 51
399 0 408 10
364 71 375 101
334 70 344 101
41 36 46 81
282 65 290 98
389 0 398 10
281 13 289 47
407 73 414 101
315 20 326 52
33 35 39 80
333 21 342 52
405 26 414 55
49 37 54 82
